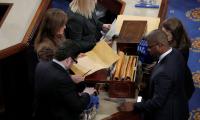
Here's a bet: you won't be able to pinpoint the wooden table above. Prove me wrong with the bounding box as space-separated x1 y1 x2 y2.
94 91 140 120
121 0 168 23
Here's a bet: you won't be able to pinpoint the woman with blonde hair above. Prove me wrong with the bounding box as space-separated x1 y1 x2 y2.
66 0 111 52
34 8 68 61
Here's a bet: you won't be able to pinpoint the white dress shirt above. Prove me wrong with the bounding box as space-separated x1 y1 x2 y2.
158 48 172 63
52 59 66 70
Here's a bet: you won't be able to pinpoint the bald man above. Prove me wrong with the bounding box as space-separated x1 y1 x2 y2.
119 29 189 120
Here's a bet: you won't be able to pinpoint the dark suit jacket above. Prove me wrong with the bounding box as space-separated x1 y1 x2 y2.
65 8 103 52
135 49 189 120
34 61 90 120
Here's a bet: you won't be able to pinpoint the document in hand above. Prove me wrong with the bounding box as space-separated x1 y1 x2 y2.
71 40 119 76
104 19 117 40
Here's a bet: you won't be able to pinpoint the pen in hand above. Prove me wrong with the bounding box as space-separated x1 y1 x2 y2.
82 69 92 77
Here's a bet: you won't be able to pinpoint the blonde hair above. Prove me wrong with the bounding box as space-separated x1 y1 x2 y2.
70 0 97 19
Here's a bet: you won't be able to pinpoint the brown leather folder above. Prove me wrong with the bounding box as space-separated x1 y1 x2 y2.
102 111 141 120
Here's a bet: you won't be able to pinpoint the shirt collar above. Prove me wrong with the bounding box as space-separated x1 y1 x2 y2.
158 47 172 63
52 59 66 70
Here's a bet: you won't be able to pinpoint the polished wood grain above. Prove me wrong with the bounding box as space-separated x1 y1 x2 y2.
98 0 125 15
158 0 168 24
85 69 109 83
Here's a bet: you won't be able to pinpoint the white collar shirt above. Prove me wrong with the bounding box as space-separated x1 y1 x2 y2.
158 48 172 63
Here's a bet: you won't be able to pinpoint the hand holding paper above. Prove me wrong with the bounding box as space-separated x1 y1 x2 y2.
71 40 119 76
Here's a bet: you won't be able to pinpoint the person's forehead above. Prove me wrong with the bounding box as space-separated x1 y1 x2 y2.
147 40 154 45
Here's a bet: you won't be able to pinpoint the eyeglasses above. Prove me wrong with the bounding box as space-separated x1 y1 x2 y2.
71 57 78 64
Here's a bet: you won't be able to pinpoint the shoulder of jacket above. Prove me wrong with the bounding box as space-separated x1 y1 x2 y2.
67 9 85 23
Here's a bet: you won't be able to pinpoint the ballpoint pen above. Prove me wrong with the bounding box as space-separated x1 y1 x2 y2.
82 69 92 77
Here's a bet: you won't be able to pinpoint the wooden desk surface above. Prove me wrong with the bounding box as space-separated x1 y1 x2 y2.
0 0 41 50
0 0 50 59
94 91 139 120
121 0 168 22
122 0 162 17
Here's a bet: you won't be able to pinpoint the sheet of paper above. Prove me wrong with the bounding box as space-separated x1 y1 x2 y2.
104 19 118 40
115 15 160 35
71 40 119 76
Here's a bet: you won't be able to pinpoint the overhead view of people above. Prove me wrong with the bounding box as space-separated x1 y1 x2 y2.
1 0 199 120
65 0 111 52
33 8 88 93
34 39 96 120
118 29 190 120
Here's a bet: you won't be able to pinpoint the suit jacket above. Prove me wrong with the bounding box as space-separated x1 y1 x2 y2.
65 8 103 52
135 49 189 120
34 61 90 120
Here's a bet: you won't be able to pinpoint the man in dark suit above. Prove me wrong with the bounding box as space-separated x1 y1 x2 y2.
34 40 96 120
119 29 189 120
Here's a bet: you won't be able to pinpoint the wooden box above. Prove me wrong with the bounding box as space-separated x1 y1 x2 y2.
84 21 145 98
84 55 142 98
108 81 136 98
108 55 140 98
107 20 146 98
116 20 147 55
85 69 109 83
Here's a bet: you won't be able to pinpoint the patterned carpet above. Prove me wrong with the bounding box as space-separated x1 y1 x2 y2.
167 0 200 119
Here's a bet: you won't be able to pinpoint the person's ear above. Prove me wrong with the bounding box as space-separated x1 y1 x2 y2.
156 43 163 51
65 57 71 65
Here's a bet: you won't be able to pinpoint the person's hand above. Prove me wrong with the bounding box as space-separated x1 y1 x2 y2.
118 102 134 112
71 75 85 84
105 40 112 46
102 24 111 32
83 87 96 95
146 61 156 69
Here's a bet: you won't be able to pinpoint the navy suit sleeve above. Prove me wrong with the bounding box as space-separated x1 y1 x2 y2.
135 72 172 112
57 80 90 114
